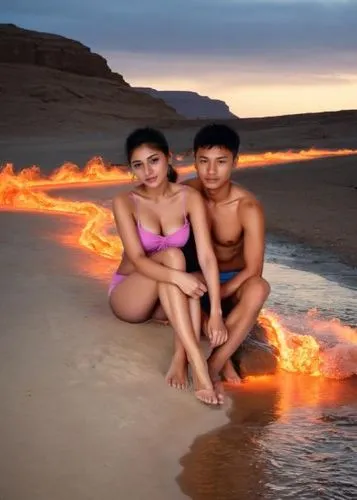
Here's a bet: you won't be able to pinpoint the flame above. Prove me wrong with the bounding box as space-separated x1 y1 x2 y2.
0 166 122 259
258 310 357 380
0 157 131 189
237 148 357 167
1 147 356 189
1 149 356 380
258 311 321 376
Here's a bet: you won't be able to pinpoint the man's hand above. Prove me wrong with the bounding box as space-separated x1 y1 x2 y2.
206 313 228 348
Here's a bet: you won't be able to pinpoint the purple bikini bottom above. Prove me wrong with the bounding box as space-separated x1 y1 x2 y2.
108 273 127 297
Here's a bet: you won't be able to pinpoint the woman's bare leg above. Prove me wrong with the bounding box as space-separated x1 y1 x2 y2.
110 247 187 323
110 248 221 404
157 279 221 405
165 297 201 389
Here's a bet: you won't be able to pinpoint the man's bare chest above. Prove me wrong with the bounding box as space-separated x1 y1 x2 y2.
206 204 243 248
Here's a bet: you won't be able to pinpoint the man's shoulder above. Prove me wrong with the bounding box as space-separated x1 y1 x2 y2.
238 195 264 228
228 183 263 219
230 182 257 200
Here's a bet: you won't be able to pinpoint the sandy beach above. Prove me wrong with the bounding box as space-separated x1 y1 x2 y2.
1 121 357 499
1 206 356 500
0 210 229 499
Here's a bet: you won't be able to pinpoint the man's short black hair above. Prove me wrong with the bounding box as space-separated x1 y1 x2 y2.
193 123 240 157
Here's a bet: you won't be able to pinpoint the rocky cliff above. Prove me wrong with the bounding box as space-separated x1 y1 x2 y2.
0 24 181 136
0 23 127 83
136 88 237 119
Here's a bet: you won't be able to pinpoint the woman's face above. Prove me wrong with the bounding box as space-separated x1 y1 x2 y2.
130 144 169 188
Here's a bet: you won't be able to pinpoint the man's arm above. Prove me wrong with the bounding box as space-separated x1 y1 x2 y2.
220 199 265 299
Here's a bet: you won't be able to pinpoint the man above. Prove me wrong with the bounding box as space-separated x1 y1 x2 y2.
183 123 270 384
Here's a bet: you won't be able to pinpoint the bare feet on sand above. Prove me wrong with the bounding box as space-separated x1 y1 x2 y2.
221 359 242 385
212 380 225 404
192 370 224 406
165 353 189 390
194 387 222 406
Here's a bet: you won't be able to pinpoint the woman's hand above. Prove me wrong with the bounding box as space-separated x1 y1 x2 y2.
206 313 228 347
173 271 207 299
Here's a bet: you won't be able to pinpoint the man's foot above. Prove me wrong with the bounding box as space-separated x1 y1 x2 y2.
165 354 189 390
213 380 225 404
221 359 242 385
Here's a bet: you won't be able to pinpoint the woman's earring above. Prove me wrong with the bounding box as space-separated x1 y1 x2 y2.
130 170 136 182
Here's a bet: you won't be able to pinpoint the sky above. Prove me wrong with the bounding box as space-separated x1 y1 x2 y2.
1 0 357 117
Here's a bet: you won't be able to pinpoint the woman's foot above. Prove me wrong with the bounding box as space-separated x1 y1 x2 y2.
165 353 189 390
192 368 224 406
194 387 220 405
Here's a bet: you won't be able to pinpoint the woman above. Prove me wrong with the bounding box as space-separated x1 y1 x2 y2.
109 128 227 405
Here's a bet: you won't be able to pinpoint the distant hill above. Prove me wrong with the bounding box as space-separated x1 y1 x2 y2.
0 24 181 135
136 88 237 119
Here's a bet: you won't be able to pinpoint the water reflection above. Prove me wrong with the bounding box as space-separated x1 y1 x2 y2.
177 377 281 499
177 374 357 500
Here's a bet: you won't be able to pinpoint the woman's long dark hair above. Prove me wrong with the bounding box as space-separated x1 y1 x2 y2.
125 127 178 182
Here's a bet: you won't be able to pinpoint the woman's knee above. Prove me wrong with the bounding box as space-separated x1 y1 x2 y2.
156 247 186 271
243 276 270 303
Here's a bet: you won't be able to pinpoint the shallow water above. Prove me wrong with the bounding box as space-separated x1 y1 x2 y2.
178 239 356 500
177 374 357 500
264 236 357 325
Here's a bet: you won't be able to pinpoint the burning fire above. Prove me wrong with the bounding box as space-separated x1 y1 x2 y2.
258 310 357 380
0 161 123 259
1 149 356 380
1 147 357 189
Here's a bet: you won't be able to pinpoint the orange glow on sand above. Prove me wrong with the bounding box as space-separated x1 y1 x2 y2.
1 149 356 380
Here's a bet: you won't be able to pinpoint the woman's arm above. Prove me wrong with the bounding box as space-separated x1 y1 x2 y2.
113 194 177 284
186 188 222 315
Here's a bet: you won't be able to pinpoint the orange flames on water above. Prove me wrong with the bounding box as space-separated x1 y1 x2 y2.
258 311 357 379
1 149 356 379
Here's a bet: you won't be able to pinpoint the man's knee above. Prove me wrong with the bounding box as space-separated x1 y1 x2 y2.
159 247 186 271
240 276 270 303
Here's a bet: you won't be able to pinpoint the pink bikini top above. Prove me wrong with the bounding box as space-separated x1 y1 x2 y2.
131 189 190 254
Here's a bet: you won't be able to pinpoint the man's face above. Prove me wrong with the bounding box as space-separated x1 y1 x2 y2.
195 146 236 190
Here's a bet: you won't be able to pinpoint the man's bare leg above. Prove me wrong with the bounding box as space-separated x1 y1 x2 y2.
208 276 270 382
201 311 241 384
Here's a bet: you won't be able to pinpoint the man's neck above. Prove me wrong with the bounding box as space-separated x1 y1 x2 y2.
203 181 232 203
